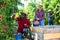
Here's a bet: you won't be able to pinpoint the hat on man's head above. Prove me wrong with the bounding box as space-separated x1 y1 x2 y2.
48 9 51 12
21 12 27 16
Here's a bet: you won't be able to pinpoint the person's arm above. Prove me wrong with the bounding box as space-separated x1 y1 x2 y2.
12 12 17 20
24 19 31 27
40 10 45 20
48 13 50 17
12 15 15 20
42 11 45 19
49 14 54 18
35 10 40 20
12 14 19 21
27 19 31 27
35 11 37 19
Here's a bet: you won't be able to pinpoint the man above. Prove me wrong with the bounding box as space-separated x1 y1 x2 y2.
12 12 31 34
48 9 53 25
12 12 31 40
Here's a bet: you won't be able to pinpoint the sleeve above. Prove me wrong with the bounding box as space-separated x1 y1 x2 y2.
50 15 53 18
15 17 19 21
48 13 52 18
27 19 31 27
48 13 50 17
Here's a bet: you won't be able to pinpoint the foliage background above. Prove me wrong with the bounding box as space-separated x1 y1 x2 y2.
0 0 60 40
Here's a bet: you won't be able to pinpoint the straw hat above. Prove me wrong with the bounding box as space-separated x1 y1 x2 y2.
48 9 51 12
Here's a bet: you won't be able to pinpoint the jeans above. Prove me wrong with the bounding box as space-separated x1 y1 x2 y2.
39 19 44 26
48 20 53 25
33 19 44 26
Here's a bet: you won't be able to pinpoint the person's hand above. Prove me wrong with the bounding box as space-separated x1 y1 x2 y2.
14 11 16 16
14 10 16 15
24 24 27 26
24 24 27 27
52 14 54 16
36 18 40 20
18 33 21 35
39 18 41 20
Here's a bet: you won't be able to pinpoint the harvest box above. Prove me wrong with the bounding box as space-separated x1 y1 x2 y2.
31 25 60 40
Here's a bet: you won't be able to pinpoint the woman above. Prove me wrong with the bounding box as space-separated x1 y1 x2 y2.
33 5 45 26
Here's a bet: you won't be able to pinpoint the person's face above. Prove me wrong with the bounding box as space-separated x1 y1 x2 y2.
20 14 25 18
38 7 43 11
49 11 52 14
20 13 27 18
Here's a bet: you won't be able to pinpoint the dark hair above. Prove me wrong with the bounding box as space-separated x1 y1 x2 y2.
21 12 27 16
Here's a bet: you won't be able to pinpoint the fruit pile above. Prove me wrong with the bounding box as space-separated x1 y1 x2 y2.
0 0 18 40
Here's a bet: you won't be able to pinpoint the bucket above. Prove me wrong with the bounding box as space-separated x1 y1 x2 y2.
15 33 22 40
